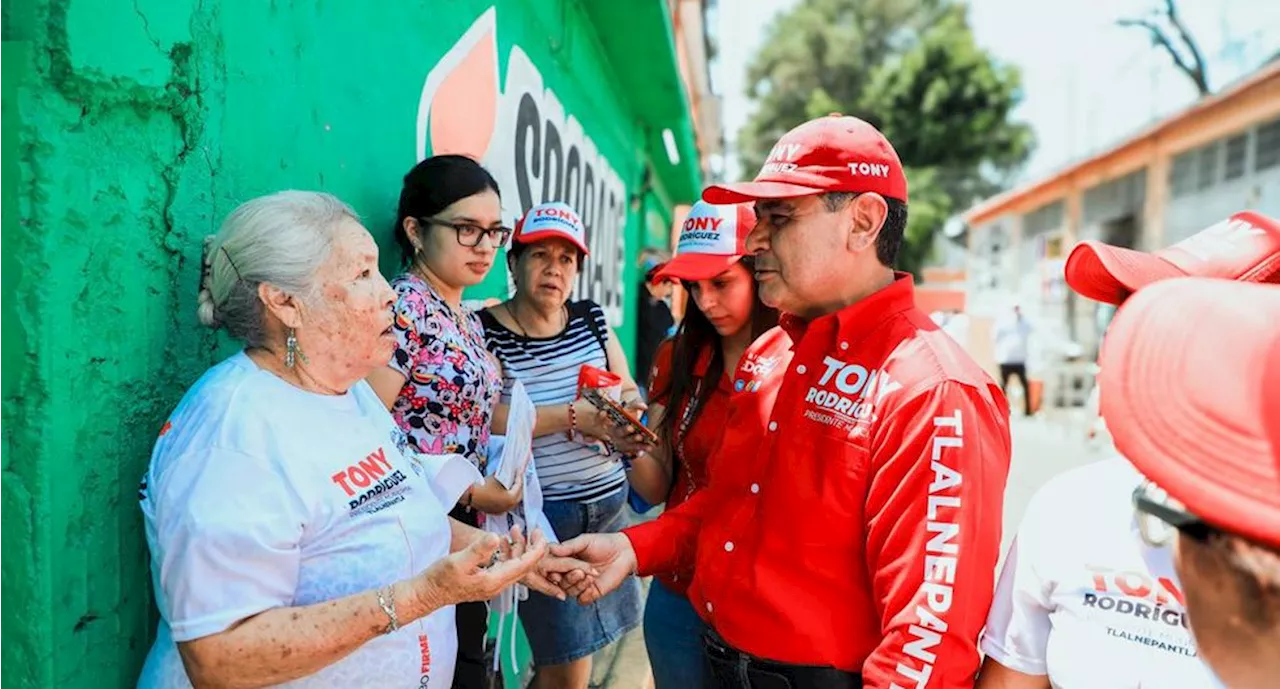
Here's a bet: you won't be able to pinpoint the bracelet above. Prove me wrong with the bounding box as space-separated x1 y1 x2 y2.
376 585 399 634
566 401 577 441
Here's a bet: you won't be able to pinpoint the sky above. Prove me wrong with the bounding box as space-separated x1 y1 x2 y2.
711 0 1280 187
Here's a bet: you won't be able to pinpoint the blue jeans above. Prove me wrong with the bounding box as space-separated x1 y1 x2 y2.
518 488 642 665
644 580 708 689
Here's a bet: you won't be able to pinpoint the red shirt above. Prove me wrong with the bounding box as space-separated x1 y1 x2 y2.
625 274 1012 687
647 340 736 594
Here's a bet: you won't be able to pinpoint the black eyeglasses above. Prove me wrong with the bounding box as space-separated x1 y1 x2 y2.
421 218 512 248
1132 479 1216 547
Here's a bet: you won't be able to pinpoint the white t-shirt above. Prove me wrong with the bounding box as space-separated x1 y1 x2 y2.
138 352 471 688
994 315 1032 364
982 457 1224 688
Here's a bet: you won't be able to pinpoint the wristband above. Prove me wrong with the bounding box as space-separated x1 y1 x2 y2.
566 401 578 441
376 585 399 634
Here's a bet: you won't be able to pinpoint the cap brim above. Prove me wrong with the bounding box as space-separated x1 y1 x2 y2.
1100 277 1280 549
701 181 827 205
513 229 589 256
1064 241 1189 305
652 253 742 284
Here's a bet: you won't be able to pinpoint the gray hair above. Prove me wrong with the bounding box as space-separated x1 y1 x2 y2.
198 191 359 346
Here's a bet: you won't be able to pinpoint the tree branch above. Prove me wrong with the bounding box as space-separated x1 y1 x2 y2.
1116 16 1209 96
1161 0 1210 94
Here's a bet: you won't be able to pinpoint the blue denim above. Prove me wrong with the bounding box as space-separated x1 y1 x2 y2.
518 488 642 665
644 580 708 689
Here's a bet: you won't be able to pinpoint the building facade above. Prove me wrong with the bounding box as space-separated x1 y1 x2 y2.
961 61 1280 366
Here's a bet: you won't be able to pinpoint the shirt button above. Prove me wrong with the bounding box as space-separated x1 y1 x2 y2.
768 421 777 431
840 341 849 351
673 574 679 582
724 541 735 552
751 483 760 494
796 364 807 374
706 601 714 613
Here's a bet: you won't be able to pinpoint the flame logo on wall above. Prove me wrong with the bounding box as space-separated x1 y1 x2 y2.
415 9 499 161
415 7 629 321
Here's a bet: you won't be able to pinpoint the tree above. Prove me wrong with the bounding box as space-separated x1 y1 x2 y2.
737 0 1033 276
859 3 1034 202
1117 0 1210 96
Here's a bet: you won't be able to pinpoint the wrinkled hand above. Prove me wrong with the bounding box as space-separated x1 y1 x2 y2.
415 526 546 607
524 552 599 600
548 533 636 604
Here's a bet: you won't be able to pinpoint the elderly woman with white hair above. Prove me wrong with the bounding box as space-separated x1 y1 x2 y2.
136 191 589 688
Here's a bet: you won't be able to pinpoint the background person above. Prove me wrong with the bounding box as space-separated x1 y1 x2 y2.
1099 276 1280 689
366 155 522 689
628 201 778 689
993 303 1033 417
480 201 651 689
137 191 565 689
976 211 1280 689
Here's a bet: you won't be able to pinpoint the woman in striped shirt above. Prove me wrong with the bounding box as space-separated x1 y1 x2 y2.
481 201 652 689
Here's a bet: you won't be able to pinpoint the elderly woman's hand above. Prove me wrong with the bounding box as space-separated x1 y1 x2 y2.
412 526 547 608
497 527 599 599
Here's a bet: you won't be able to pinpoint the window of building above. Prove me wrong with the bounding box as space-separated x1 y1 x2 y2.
1196 141 1220 191
1256 117 1280 172
1224 133 1248 181
1169 149 1197 198
1024 201 1065 236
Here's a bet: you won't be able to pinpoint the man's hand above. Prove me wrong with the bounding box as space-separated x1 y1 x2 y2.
549 533 637 604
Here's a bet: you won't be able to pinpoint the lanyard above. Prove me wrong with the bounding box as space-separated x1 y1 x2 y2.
672 378 702 503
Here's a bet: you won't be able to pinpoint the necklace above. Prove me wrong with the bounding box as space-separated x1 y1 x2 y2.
505 299 566 337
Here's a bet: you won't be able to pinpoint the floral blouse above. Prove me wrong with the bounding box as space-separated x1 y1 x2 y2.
388 273 503 471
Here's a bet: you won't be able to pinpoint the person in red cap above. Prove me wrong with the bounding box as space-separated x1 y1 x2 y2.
1099 276 1280 689
978 212 1280 689
480 201 652 689
625 200 780 689
552 115 1013 688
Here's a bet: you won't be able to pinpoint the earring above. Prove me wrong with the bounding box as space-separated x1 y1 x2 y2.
286 328 298 368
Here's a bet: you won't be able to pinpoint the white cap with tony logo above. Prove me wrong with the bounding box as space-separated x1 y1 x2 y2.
652 201 757 283
512 201 590 255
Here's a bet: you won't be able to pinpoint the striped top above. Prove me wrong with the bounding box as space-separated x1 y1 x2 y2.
480 301 627 503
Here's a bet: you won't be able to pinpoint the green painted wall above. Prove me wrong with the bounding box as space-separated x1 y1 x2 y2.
0 2 699 687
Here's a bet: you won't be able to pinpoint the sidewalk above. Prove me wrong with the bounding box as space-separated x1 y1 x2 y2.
595 414 1104 688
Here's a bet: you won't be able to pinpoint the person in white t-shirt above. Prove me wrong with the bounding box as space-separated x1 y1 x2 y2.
977 211 1280 689
138 191 590 688
993 304 1033 417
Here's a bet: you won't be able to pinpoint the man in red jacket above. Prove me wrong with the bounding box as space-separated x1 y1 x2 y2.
553 115 1012 688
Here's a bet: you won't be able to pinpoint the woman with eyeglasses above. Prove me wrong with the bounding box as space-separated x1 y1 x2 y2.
367 155 521 689
975 211 1280 689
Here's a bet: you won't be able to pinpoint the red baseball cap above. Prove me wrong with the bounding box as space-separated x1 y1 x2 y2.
1065 211 1280 305
652 201 756 283
512 201 589 255
703 114 908 205
1099 277 1280 549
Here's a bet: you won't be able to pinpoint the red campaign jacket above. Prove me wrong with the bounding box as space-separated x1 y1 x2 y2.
625 274 1012 687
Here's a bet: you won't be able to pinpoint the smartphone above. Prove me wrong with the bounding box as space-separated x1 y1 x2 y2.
580 387 659 445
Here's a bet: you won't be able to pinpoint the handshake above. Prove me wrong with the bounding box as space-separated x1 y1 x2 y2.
464 529 639 605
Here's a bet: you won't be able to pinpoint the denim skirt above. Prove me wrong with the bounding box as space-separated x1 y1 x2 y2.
518 487 642 666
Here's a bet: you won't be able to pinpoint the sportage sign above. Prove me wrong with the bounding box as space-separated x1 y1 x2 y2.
415 7 629 322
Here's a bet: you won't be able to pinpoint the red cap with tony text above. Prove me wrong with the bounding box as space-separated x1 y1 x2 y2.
652 201 756 283
703 114 908 205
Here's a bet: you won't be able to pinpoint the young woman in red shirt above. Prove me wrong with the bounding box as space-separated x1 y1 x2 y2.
627 200 778 689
